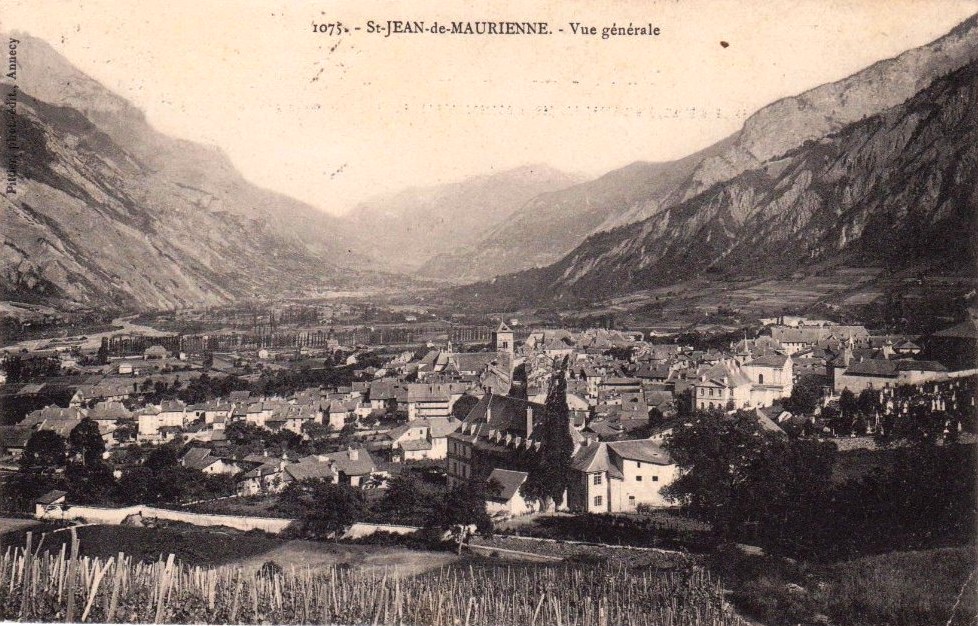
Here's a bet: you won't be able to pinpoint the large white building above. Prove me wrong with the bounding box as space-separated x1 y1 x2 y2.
694 356 793 411
567 439 678 513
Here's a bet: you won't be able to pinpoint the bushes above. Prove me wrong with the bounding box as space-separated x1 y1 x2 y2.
346 528 452 552
708 544 978 626
519 512 716 552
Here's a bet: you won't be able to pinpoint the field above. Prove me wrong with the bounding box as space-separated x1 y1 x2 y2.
713 545 978 626
0 517 40 535
0 524 283 567
0 529 745 625
232 539 460 577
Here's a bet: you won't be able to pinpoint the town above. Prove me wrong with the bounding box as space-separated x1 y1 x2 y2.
1 305 974 520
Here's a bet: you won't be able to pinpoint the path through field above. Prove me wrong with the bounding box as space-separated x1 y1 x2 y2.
0 517 40 535
231 540 460 577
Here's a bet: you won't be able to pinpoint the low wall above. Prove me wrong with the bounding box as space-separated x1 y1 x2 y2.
343 522 419 539
35 503 294 534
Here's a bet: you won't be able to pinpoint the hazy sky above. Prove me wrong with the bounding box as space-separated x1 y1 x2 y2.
4 0 977 215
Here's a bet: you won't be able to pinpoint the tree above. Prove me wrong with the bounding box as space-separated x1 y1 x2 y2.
21 430 67 472
65 461 117 505
301 420 332 440
663 410 836 551
857 388 880 419
277 478 364 538
783 375 822 415
144 446 180 473
68 418 106 466
839 389 858 420
648 406 664 426
96 342 109 365
438 481 493 551
3 355 24 383
116 466 155 504
373 476 439 526
522 371 574 510
675 387 694 417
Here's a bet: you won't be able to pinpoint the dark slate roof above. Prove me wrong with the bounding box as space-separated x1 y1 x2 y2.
486 468 528 501
844 359 899 377
932 318 978 340
746 354 789 368
181 447 220 471
284 459 338 482
0 425 31 449
607 439 672 465
896 360 948 372
36 490 68 505
571 442 623 479
462 393 545 437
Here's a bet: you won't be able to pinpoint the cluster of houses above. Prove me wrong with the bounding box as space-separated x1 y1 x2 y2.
4 316 976 519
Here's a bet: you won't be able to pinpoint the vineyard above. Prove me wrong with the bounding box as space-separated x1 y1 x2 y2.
0 530 746 625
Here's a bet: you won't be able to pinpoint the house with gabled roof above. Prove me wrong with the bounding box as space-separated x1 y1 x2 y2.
180 447 238 475
446 392 548 489
485 468 536 518
567 439 677 513
387 416 461 461
0 425 31 458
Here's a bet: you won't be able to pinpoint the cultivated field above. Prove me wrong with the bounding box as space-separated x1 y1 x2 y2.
232 540 459 577
0 531 746 625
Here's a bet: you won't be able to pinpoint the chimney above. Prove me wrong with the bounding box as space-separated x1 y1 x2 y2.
348 446 359 461
526 406 534 438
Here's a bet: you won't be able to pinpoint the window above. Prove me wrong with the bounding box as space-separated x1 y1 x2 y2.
636 476 643 481
758 373 764 384
637 462 642 468
652 476 659 482
593 474 602 485
709 388 714 397
594 495 603 506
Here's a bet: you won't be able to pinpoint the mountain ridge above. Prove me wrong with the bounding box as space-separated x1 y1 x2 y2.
340 164 583 273
423 14 978 283
452 56 978 308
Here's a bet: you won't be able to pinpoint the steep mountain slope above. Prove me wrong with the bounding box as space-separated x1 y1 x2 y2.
417 143 729 282
0 34 399 311
341 165 582 272
455 58 978 308
8 32 371 265
426 14 978 283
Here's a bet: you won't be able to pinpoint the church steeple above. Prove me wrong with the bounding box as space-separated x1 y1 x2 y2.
493 319 515 355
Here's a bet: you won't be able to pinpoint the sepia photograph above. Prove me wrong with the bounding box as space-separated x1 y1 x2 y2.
0 0 977 624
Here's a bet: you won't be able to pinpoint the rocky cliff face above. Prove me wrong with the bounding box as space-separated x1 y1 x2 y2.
427 14 978 283
455 58 978 307
342 165 582 273
416 146 728 283
9 33 369 262
0 34 394 311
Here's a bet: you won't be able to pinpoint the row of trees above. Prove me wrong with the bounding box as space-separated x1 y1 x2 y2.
274 476 493 542
663 408 975 561
1 423 233 512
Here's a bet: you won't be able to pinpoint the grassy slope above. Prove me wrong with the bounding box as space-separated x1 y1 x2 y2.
716 545 977 626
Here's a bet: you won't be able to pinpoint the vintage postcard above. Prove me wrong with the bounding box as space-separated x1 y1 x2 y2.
1 0 977 624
